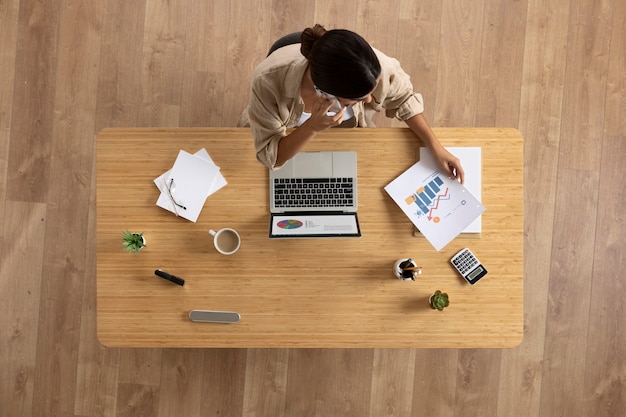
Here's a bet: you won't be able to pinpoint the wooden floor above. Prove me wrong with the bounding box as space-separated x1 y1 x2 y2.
1 0 624 416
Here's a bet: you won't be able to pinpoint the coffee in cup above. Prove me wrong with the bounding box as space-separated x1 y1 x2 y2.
208 228 241 255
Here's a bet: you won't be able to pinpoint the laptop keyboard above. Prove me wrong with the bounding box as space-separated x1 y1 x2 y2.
273 178 355 208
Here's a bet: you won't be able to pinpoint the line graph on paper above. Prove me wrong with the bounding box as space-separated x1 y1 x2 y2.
385 161 485 251
403 175 452 223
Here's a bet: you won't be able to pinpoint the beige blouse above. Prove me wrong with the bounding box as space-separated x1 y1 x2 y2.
238 44 425 169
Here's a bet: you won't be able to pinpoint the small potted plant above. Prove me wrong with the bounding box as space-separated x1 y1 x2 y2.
429 290 449 311
122 230 146 253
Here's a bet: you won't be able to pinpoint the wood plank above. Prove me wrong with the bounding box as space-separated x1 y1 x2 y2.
6 0 62 203
30 1 103 416
94 0 147 130
74 161 120 417
518 0 570 202
139 0 188 126
539 0 612 415
0 202 47 417
475 0 527 127
0 0 19 134
200 349 247 416
453 349 501 417
558 0 612 171
582 0 626 413
498 202 551 417
582 135 626 416
411 350 458 417
222 0 274 126
74 344 120 416
269 0 315 42
179 0 230 127
498 0 572 415
139 103 181 127
118 349 163 385
369 349 416 417
0 0 19 226
242 349 289 417
114 348 163 416
396 0 444 125
141 0 187 107
356 0 400 57
433 0 485 126
284 349 374 417
157 349 205 417
540 169 599 417
116 383 160 417
313 0 358 31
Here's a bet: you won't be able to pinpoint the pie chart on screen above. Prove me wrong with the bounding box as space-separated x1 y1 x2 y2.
277 219 303 229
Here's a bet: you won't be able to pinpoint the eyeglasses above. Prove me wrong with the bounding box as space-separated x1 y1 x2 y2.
165 178 186 216
314 85 372 111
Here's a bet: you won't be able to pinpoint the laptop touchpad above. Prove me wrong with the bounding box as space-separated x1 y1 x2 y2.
293 152 332 177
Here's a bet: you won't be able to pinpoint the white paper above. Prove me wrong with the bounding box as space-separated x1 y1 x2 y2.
153 149 225 222
420 147 482 233
384 158 485 251
193 148 227 195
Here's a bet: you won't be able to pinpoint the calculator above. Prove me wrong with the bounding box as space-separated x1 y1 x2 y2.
450 248 488 285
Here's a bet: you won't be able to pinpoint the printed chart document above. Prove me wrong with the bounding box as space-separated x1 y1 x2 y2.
419 147 482 233
384 155 485 251
154 149 227 222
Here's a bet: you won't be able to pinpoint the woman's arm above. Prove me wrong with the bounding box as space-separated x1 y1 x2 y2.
275 96 345 167
405 113 465 184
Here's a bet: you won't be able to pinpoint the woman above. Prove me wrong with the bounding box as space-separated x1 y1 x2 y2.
238 24 464 183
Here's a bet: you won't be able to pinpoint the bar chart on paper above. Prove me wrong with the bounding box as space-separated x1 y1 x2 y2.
385 162 484 250
419 147 483 233
405 175 449 222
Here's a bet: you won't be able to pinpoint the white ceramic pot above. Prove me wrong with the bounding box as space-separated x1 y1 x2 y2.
393 258 421 280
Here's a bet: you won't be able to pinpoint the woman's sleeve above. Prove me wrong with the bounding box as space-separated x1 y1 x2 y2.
246 79 287 169
375 52 425 121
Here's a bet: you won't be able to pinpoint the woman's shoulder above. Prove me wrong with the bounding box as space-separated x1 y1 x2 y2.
253 44 307 79
371 47 403 70
251 44 308 97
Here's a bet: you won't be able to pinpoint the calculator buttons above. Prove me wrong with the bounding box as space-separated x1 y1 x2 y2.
450 248 488 285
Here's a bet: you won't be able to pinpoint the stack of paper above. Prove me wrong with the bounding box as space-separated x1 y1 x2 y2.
154 149 227 222
384 150 485 251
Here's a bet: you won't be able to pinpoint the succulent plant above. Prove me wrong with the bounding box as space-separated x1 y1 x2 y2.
122 230 146 253
429 290 449 311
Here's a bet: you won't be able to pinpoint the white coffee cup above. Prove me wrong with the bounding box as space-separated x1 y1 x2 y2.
208 228 241 255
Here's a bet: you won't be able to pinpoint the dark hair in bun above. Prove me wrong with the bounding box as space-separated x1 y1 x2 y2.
300 24 381 99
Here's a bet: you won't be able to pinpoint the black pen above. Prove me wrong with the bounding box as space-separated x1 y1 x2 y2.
155 269 185 286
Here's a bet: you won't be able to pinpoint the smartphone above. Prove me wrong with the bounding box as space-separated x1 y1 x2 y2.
314 86 343 113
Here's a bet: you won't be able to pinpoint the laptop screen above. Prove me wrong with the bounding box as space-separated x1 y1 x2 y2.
269 213 361 238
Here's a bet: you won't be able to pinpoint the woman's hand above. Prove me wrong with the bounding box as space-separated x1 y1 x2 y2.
275 95 344 167
404 113 465 184
304 95 345 132
433 147 465 184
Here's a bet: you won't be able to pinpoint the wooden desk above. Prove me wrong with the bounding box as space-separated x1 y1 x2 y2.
96 128 523 348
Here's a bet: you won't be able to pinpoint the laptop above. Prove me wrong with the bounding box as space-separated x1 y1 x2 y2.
269 151 361 238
